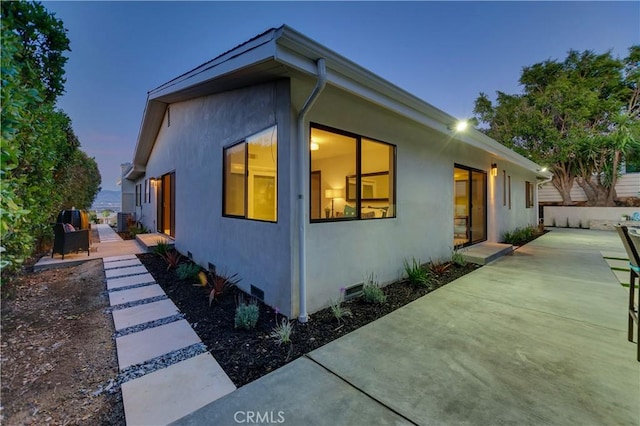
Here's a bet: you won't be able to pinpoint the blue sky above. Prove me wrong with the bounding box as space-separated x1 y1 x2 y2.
45 1 639 191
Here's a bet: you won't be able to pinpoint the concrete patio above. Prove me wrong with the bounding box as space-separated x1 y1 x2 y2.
174 228 639 426
34 224 146 271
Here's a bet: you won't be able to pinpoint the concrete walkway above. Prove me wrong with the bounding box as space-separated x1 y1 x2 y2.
174 228 639 426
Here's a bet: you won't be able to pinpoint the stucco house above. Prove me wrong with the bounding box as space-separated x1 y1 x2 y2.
125 25 549 320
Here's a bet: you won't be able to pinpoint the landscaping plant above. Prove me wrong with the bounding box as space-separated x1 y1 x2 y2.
502 225 541 246
362 274 386 304
234 295 259 330
329 288 352 324
403 257 431 287
428 258 451 275
451 247 467 267
162 249 182 271
176 263 201 281
153 239 170 256
270 317 294 345
198 269 241 306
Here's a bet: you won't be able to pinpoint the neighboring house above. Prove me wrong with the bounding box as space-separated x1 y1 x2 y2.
124 25 550 320
120 163 136 214
539 172 640 204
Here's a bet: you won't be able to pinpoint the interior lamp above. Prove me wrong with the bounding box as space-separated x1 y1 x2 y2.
491 163 498 177
325 188 343 218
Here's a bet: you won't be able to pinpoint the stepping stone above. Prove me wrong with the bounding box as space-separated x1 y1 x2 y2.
121 353 235 426
103 258 142 270
105 265 148 279
107 273 155 291
601 251 629 260
109 284 165 306
103 254 139 263
611 269 630 286
605 258 630 271
115 320 201 370
112 299 180 331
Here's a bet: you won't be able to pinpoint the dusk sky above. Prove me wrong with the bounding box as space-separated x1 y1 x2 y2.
44 1 639 191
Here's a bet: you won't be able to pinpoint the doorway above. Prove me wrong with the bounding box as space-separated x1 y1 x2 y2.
453 165 486 246
157 171 175 237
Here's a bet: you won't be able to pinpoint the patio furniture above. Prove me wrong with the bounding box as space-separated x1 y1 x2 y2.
614 225 639 361
52 223 90 259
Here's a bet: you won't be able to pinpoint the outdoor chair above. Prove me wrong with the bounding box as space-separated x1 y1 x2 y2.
52 223 90 260
614 225 639 361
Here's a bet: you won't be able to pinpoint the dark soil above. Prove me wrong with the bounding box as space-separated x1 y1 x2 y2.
1 260 124 425
138 253 480 387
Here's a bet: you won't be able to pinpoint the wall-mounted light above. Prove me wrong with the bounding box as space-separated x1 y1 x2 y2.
310 142 319 151
491 163 498 177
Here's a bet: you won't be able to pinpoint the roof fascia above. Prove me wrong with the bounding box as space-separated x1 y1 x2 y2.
275 26 547 177
149 31 278 101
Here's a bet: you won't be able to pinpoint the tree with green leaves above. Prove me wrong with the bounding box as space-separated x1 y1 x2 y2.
1 2 101 273
474 47 640 206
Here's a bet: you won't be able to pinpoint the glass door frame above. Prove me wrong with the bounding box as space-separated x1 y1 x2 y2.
453 164 487 247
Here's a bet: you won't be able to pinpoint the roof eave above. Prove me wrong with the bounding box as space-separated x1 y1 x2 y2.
274 26 547 176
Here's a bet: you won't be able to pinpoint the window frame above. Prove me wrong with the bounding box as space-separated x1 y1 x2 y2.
135 183 141 207
222 125 278 223
309 123 397 223
525 181 534 208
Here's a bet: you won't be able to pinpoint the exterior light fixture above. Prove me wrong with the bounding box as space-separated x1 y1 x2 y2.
455 120 468 132
491 163 498 177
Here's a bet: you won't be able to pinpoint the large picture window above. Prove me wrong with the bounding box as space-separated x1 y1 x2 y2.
223 125 277 222
310 124 396 221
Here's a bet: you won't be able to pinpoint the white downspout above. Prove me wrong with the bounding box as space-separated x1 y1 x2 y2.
296 58 326 323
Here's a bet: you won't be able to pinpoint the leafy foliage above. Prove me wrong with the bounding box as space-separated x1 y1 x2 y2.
502 225 543 246
451 248 467 267
270 318 294 345
1 2 101 275
362 274 386 304
176 263 201 281
153 240 170 256
234 296 259 330
197 269 241 306
162 249 182 271
474 47 640 206
428 259 452 276
403 258 431 287
329 299 352 324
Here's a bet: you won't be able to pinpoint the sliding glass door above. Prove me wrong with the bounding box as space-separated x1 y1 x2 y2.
454 165 486 246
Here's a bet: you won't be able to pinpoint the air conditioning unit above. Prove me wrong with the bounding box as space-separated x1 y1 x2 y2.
117 212 132 232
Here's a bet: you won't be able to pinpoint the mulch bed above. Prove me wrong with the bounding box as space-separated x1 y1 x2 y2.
138 253 480 387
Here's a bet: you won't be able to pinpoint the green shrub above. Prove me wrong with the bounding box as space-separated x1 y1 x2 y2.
451 247 467 267
329 299 352 323
403 257 431 287
153 239 169 256
176 263 201 281
502 225 541 246
129 225 148 236
362 284 386 304
270 318 294 345
362 273 386 304
235 297 259 330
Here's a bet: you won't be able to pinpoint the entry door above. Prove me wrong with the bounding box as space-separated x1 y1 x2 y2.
157 172 175 237
454 165 486 246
